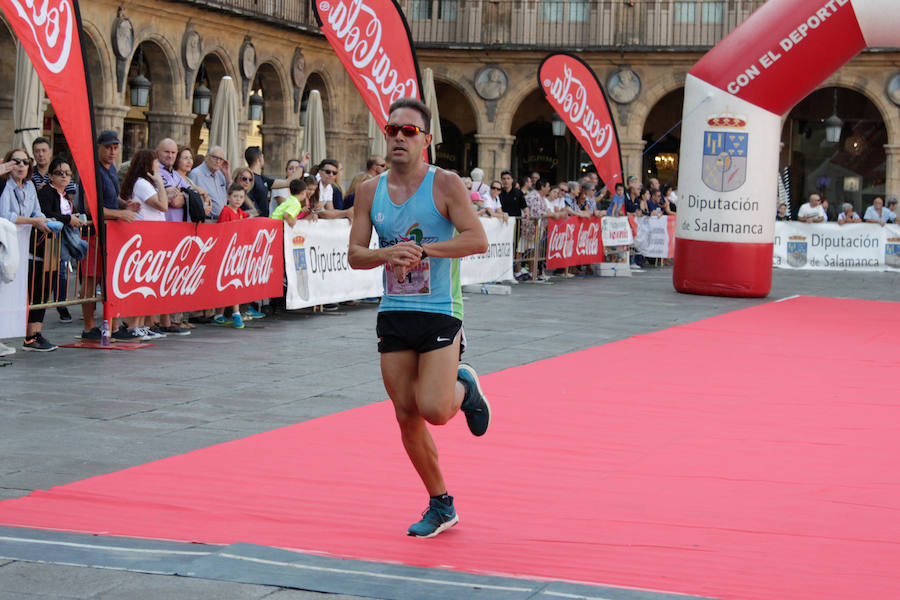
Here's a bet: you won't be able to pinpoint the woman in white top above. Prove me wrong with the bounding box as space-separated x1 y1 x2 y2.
121 149 167 222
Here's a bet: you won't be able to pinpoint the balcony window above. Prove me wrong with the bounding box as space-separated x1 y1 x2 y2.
568 0 589 22
673 2 696 24
541 1 586 22
409 0 431 20
541 1 563 22
438 0 457 20
409 0 457 20
701 2 724 24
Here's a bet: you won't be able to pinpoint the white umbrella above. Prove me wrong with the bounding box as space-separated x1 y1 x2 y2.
209 76 242 171
13 42 45 151
422 68 443 164
368 112 386 157
302 90 327 170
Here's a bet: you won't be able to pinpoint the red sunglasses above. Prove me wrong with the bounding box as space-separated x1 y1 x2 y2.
384 123 428 137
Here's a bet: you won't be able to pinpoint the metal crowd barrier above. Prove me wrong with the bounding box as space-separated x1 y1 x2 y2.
27 221 103 311
511 216 550 281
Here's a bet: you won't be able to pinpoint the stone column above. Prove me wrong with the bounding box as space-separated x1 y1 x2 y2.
885 144 900 202
619 139 647 181
259 124 301 176
93 104 129 138
144 111 194 148
474 133 516 181
325 129 369 181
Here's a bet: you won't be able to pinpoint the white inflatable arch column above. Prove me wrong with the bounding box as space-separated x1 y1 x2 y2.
674 0 895 297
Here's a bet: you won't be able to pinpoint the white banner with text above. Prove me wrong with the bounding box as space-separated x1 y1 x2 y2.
284 217 515 310
0 225 30 339
773 222 900 271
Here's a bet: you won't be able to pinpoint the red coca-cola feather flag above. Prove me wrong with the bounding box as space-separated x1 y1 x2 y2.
314 0 423 130
539 53 623 188
0 0 101 226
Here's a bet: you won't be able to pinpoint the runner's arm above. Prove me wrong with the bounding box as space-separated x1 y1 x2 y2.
348 177 421 270
425 169 488 259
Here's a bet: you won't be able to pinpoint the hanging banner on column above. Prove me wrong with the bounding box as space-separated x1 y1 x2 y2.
773 222 900 271
0 225 30 338
538 53 623 187
105 220 284 316
546 216 603 269
0 0 101 225
460 217 514 285
313 0 422 129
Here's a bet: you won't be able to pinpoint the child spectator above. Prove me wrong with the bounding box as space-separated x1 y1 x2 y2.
214 184 250 328
271 178 313 227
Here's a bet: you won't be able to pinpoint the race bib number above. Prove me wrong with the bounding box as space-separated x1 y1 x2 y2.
385 260 431 296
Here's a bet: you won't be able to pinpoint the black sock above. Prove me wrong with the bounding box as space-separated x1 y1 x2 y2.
430 493 452 506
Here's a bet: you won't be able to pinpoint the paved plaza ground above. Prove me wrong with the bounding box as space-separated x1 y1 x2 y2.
0 267 897 599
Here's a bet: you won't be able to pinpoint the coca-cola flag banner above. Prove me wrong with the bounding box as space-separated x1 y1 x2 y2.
539 53 623 188
1 0 101 224
314 0 423 131
546 216 603 270
105 221 284 316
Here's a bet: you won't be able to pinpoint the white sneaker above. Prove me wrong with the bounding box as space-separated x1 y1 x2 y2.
0 341 15 356
132 327 153 341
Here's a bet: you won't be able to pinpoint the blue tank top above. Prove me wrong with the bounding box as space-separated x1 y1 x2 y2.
372 166 463 319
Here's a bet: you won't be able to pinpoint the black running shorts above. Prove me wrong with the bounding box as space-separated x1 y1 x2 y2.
376 311 465 355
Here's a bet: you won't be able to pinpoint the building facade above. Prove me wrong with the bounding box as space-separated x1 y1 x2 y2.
0 0 896 212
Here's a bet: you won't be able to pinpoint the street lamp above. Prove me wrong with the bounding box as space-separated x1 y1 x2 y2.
128 47 151 107
551 113 566 137
825 88 843 144
193 65 212 116
249 90 264 121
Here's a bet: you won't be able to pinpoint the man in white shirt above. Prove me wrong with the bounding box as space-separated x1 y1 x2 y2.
797 193 826 223
863 197 894 227
190 145 229 221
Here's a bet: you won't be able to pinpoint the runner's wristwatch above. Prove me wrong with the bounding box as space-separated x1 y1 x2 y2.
420 247 428 259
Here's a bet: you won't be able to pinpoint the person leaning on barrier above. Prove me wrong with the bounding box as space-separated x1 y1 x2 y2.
190 145 229 221
314 159 353 221
482 181 508 222
887 199 898 223
0 148 57 351
837 203 861 225
269 155 308 215
271 178 314 228
497 170 527 218
797 193 827 223
31 137 77 198
864 197 894 227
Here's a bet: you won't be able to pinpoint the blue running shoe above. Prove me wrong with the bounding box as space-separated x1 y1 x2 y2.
457 363 491 436
407 496 458 538
232 312 245 329
244 306 265 319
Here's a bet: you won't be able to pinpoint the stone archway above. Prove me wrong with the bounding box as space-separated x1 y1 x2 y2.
191 51 233 155
0 19 18 150
253 60 297 176
434 79 478 174
124 38 181 160
782 86 888 218
299 71 330 165
510 87 562 182
641 87 685 186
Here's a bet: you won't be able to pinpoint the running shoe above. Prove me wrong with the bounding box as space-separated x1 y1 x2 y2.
244 306 265 319
159 324 191 336
457 363 491 436
78 327 101 341
22 333 58 352
407 496 458 538
148 325 168 339
112 325 142 342
232 312 245 329
212 314 232 325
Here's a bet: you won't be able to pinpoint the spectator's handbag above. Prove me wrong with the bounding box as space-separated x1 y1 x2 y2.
60 225 88 262
182 187 206 224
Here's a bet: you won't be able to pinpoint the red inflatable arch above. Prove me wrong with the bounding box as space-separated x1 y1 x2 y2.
673 0 894 297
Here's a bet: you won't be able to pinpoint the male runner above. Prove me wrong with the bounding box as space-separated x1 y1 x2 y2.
348 97 491 538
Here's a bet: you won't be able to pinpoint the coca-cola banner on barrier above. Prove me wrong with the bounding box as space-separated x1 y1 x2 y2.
313 0 422 130
546 216 603 270
539 54 623 188
105 221 284 317
0 0 101 224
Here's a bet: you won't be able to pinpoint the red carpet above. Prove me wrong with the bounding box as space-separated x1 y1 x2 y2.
1 296 899 600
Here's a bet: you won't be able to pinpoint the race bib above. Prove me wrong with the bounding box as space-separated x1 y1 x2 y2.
385 260 431 296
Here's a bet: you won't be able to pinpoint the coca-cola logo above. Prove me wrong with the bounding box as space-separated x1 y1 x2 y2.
9 0 74 74
318 0 418 121
544 64 614 160
547 223 576 260
112 234 217 300
217 229 277 291
576 222 600 255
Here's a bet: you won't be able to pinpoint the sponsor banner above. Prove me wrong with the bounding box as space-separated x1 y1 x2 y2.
0 225 30 338
601 216 633 247
313 0 421 130
546 216 603 269
773 222 900 271
691 0 865 116
105 220 284 316
675 75 781 246
285 217 515 310
539 54 623 187
633 216 671 259
284 219 382 310
0 0 101 224
460 217 515 285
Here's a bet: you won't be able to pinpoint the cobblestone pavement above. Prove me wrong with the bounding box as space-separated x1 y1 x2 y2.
1 268 897 599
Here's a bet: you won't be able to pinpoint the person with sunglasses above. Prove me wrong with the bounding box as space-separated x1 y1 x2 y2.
482 180 508 222
314 159 353 221
0 148 56 351
349 97 491 539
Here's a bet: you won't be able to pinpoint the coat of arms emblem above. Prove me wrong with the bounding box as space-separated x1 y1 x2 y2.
787 235 808 268
702 114 748 193
886 237 900 268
